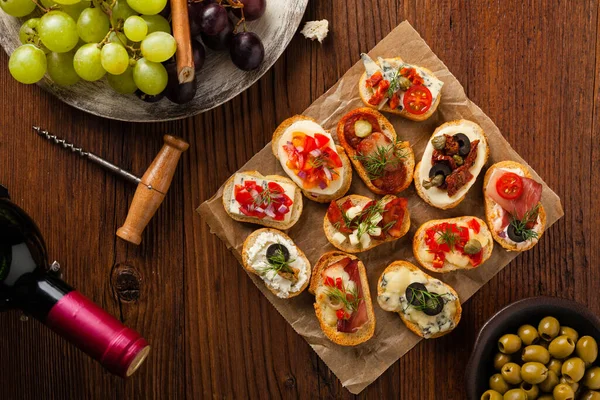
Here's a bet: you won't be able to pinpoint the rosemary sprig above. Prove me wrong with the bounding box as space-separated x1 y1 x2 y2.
325 285 361 312
509 204 540 241
259 249 295 275
354 140 407 180
403 287 448 313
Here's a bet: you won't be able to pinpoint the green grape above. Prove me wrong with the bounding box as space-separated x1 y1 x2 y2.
141 15 170 34
40 0 57 8
73 43 105 81
133 58 167 95
140 32 176 63
8 44 47 84
46 51 80 85
111 0 136 25
61 0 90 20
100 42 129 75
126 0 166 16
39 11 79 53
108 31 128 46
19 18 40 43
54 0 80 4
107 66 137 94
0 0 36 17
77 7 109 43
124 16 147 42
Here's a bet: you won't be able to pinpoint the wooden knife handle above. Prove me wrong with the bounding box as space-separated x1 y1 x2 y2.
116 135 189 245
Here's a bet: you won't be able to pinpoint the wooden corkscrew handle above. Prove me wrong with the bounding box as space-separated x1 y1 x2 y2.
116 135 189 245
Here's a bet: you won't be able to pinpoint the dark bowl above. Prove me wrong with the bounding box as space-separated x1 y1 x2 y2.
466 296 600 400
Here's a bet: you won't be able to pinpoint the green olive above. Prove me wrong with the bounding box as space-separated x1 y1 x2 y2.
581 390 600 400
521 362 549 384
560 326 579 343
519 381 539 399
490 373 511 394
559 376 579 393
561 357 586 383
537 395 553 400
538 316 560 341
499 334 522 354
518 324 541 346
502 388 527 400
538 370 559 393
577 336 599 365
481 390 503 400
549 335 576 359
553 383 575 400
522 345 551 364
584 366 600 390
538 340 549 349
547 358 563 375
494 352 512 370
501 362 522 385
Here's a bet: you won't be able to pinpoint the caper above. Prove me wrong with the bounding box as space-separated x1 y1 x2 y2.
501 362 522 385
480 389 503 400
490 373 511 394
521 362 548 384
464 238 482 255
499 334 522 354
561 357 586 383
584 366 600 390
522 345 551 364
422 174 444 189
431 135 446 150
549 335 576 359
453 154 464 166
559 376 579 393
539 370 559 393
577 336 599 365
560 326 579 343
553 383 575 400
538 316 560 341
398 76 411 91
519 381 539 399
581 390 600 400
502 388 527 400
547 358 563 375
518 324 540 346
494 352 512 371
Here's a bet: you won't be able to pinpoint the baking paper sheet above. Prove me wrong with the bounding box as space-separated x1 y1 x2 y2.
197 21 564 394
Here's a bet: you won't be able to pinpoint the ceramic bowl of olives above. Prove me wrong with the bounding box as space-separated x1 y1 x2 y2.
466 296 600 400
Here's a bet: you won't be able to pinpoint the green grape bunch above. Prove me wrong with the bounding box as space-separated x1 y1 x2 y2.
1 0 174 98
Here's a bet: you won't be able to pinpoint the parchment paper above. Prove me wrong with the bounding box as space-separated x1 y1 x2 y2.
197 21 564 394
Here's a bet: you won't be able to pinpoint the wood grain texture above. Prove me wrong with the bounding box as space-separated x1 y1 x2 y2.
0 0 598 399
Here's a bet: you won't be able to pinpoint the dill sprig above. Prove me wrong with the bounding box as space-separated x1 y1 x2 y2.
403 287 448 313
356 201 385 238
354 140 407 180
509 204 540 241
325 285 361 312
253 185 282 208
435 226 460 251
259 248 295 275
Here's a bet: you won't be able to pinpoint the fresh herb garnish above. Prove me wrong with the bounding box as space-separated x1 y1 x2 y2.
356 201 386 238
253 185 282 208
387 68 401 97
353 140 407 180
509 204 540 241
435 226 460 251
259 248 295 275
381 219 397 233
326 285 361 312
403 287 448 313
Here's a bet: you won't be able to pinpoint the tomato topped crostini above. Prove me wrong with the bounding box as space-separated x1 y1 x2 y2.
483 161 547 251
413 217 493 273
336 107 415 195
358 54 444 121
222 171 303 229
323 194 410 253
272 115 352 203
414 120 489 209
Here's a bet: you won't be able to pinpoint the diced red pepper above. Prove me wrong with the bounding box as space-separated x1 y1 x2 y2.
468 218 481 234
432 253 445 269
389 92 400 110
234 189 254 205
267 182 284 193
335 277 343 290
324 276 335 287
366 71 383 88
335 309 351 320
458 226 470 243
468 251 483 267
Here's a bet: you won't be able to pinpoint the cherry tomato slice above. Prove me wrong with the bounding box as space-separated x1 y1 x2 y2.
495 172 524 200
403 85 432 115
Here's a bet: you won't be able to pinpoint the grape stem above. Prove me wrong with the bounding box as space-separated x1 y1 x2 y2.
222 0 247 32
30 0 49 13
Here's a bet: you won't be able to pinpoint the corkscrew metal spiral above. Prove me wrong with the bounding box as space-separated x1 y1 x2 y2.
33 126 89 157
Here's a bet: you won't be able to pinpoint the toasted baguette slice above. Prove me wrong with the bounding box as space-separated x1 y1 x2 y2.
358 56 442 121
336 107 415 195
412 216 493 273
308 251 375 346
222 171 303 230
414 120 490 210
272 115 352 203
483 161 547 252
377 261 461 339
323 194 410 253
242 228 311 298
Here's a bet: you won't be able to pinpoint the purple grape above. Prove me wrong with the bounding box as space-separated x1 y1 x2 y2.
198 3 228 35
192 39 205 71
200 18 233 51
230 31 264 71
233 0 266 21
164 62 197 104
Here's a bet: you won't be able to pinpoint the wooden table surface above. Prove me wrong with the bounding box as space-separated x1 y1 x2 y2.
1 1 598 398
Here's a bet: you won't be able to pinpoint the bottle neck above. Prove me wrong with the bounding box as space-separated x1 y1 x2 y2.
11 272 73 321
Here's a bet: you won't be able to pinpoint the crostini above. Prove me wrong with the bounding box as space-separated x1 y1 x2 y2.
242 228 311 298
222 171 303 229
358 54 444 121
414 120 489 209
323 194 410 253
377 261 461 339
336 107 415 194
309 251 375 346
272 115 352 203
483 161 547 251
413 217 493 273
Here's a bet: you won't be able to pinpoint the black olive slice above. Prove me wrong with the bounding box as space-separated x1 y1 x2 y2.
266 244 290 263
507 224 526 243
428 163 453 179
406 282 427 306
423 292 444 316
453 133 471 157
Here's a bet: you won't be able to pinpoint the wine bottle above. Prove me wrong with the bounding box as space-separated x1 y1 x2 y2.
0 188 150 377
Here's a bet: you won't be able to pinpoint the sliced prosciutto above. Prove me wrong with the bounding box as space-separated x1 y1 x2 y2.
356 131 407 192
485 169 542 222
335 259 368 333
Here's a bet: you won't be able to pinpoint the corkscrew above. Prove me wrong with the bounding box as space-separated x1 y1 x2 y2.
33 126 189 245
